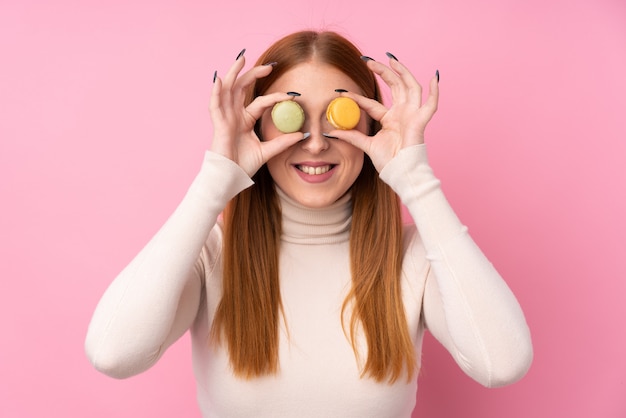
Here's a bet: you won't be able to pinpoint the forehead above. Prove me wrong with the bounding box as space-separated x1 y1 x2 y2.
265 62 363 96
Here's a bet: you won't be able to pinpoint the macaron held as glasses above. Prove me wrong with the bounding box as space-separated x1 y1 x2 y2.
271 96 361 133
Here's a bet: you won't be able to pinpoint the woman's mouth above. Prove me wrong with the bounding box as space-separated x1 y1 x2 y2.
296 164 334 175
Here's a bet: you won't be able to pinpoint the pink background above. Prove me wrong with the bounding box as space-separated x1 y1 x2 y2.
1 0 625 416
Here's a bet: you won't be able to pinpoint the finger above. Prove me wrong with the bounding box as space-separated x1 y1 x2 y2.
422 74 440 116
260 132 307 162
245 91 295 120
387 57 423 105
327 129 373 155
209 76 224 121
365 58 408 103
222 53 247 90
340 91 389 123
232 64 275 107
211 63 275 125
214 57 246 115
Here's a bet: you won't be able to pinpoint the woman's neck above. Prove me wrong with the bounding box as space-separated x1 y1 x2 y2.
276 187 352 245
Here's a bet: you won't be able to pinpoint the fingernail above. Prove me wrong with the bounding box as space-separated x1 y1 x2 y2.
322 133 338 139
386 52 399 61
236 48 246 60
263 61 277 66
360 55 375 62
436 69 440 83
335 88 348 93
301 132 311 141
287 91 301 96
213 70 217 83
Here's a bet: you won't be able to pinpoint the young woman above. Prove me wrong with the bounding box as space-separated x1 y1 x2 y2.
85 30 533 417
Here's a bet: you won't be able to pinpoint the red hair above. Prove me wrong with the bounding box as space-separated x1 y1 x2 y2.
211 30 415 383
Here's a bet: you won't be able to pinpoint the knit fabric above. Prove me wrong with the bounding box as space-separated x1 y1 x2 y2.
85 144 532 417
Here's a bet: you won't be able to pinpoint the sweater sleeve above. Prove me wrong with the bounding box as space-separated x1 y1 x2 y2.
379 144 533 388
84 151 254 379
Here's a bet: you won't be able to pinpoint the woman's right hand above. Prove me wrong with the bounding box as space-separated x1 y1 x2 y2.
209 52 305 177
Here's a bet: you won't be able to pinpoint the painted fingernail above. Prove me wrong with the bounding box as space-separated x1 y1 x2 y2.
335 88 348 93
360 55 375 62
301 132 311 141
213 70 217 83
236 48 246 60
386 52 399 61
263 61 278 66
322 133 338 139
436 69 440 83
287 91 301 96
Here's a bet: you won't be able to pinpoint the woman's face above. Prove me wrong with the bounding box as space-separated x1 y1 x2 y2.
260 62 367 209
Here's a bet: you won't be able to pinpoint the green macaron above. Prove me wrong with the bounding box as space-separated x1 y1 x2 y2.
271 100 305 133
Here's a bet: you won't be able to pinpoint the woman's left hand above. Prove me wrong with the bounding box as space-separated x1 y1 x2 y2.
331 56 439 172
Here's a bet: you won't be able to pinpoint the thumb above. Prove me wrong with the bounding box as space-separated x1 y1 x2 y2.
260 132 309 162
328 130 372 154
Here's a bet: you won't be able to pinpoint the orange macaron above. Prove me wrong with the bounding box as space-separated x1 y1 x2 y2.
326 97 360 130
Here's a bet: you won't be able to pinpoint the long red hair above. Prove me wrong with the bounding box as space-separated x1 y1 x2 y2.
211 30 415 383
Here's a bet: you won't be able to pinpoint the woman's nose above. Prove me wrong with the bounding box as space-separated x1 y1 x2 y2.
301 117 330 154
300 131 330 154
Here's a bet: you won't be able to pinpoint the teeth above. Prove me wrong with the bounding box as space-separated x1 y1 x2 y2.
298 165 331 175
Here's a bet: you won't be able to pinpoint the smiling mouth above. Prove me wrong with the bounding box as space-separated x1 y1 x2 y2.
296 164 334 175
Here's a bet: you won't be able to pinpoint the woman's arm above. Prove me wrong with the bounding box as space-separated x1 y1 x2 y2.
85 51 308 379
84 151 253 379
334 54 532 386
380 144 533 387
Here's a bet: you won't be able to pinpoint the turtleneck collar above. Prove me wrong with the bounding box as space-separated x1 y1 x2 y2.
276 187 352 245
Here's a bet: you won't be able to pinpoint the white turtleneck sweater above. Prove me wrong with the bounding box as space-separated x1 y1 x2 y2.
85 145 532 418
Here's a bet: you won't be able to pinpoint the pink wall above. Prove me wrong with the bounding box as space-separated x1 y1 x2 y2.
1 0 625 416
